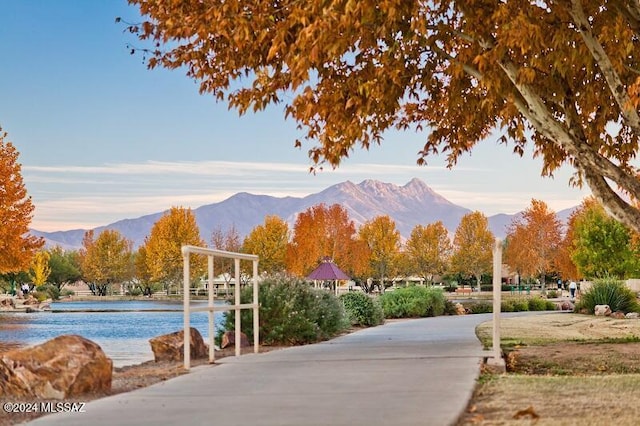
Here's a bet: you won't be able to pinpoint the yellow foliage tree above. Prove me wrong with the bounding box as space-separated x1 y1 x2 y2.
358 215 401 293
79 229 134 296
451 212 494 292
242 215 289 275
143 207 206 294
0 127 43 274
128 0 640 232
30 250 51 286
405 221 452 285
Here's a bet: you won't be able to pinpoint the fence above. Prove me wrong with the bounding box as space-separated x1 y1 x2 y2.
181 245 260 370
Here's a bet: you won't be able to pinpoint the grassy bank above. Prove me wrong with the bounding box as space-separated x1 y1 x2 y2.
458 313 640 425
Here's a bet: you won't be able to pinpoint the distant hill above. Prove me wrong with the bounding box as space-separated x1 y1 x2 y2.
32 178 573 249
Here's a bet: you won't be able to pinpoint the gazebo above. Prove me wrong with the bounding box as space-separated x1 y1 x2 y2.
306 257 351 295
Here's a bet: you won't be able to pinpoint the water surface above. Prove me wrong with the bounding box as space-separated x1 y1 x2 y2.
0 300 226 367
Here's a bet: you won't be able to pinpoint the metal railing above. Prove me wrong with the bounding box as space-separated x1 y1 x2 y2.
181 245 260 370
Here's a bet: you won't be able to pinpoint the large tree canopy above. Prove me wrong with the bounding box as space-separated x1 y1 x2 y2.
128 0 640 231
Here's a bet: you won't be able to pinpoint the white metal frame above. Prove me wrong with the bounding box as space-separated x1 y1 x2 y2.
181 245 260 370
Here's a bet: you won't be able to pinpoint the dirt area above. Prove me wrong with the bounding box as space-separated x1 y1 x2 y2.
457 313 640 425
0 344 285 426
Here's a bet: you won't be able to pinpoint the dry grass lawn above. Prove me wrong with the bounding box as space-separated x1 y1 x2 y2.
458 313 640 425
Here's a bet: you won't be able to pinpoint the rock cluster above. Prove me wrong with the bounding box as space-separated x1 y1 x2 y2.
0 335 112 399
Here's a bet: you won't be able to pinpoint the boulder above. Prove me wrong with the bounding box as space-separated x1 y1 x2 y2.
0 297 15 309
611 311 626 319
560 301 574 311
221 331 250 349
0 335 112 399
454 303 466 315
625 312 640 319
594 304 612 316
149 327 208 362
22 295 40 305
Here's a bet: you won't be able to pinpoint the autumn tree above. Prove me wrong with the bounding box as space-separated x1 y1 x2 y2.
29 250 51 287
129 1 640 233
134 244 155 296
451 212 494 292
287 204 358 277
405 221 452 285
47 246 81 291
242 215 289 275
211 224 242 286
144 207 206 294
79 230 134 296
0 128 43 275
503 200 563 291
358 215 401 293
572 200 640 279
554 205 585 282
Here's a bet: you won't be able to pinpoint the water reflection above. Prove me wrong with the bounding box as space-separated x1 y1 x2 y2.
0 300 226 367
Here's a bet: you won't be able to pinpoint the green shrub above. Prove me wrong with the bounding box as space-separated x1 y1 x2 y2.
340 292 384 327
128 287 143 297
480 284 513 292
217 276 348 346
35 284 60 301
546 290 559 298
379 286 446 318
528 297 550 311
575 278 640 314
501 299 515 312
469 303 492 314
512 299 529 312
443 299 459 315
60 289 75 297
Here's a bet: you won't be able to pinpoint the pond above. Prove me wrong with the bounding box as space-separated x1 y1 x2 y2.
0 300 227 367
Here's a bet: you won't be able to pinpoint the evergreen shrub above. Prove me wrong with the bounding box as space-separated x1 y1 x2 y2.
379 286 446 318
340 291 384 326
218 276 348 346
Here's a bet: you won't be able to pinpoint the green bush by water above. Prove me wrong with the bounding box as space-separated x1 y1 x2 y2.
217 276 348 346
340 292 384 326
575 278 640 314
379 286 446 318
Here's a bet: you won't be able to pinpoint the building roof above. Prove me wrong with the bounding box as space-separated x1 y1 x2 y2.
306 259 350 281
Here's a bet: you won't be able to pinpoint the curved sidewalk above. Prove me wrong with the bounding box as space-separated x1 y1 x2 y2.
30 314 494 426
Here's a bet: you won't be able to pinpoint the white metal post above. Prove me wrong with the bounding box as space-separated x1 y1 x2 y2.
491 238 505 370
183 249 191 370
208 254 215 363
253 259 259 353
234 258 241 357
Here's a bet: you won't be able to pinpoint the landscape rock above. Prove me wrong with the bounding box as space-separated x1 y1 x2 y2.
560 301 574 311
22 295 40 305
221 331 250 349
454 303 466 315
611 311 626 319
594 305 612 316
0 297 15 309
0 335 112 399
625 312 640 319
149 327 209 362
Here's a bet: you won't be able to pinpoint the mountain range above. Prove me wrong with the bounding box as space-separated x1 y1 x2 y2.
31 178 574 250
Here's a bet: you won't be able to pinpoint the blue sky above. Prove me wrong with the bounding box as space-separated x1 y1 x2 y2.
1 1 591 232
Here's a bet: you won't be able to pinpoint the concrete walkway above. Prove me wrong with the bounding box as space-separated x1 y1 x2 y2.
30 314 495 426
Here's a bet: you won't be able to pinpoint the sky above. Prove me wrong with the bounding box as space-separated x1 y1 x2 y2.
1 1 592 232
